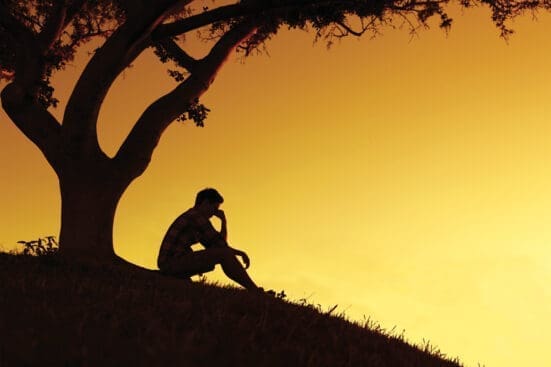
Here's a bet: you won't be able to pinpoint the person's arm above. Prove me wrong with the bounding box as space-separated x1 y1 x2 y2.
214 209 227 241
196 213 250 268
227 246 250 269
196 213 228 248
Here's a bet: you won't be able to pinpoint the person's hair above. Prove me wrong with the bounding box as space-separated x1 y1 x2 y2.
195 188 224 206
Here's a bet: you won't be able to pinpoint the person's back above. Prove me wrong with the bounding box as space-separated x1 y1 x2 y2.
157 208 201 270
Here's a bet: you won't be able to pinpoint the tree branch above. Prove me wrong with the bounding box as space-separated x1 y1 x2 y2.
155 38 199 72
335 20 368 37
153 0 387 40
154 3 246 39
0 3 33 41
37 1 68 52
0 2 40 85
114 19 258 178
153 0 458 41
0 2 65 164
63 0 87 27
62 0 190 154
1 83 62 168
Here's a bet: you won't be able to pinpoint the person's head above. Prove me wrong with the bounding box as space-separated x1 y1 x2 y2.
194 188 224 216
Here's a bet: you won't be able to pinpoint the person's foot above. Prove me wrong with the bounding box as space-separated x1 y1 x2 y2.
264 289 276 296
252 287 276 296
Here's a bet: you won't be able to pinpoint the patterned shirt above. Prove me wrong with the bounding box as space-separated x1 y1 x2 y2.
157 208 226 266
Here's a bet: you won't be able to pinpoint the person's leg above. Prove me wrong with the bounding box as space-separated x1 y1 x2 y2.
199 247 259 290
159 251 216 279
162 248 260 290
217 249 260 290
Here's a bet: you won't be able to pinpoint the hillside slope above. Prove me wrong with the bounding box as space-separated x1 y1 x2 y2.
0 253 463 367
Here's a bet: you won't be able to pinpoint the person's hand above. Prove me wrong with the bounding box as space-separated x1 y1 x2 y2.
214 209 226 222
235 250 250 269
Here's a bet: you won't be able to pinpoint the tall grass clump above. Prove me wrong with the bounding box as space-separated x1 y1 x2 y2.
16 236 59 256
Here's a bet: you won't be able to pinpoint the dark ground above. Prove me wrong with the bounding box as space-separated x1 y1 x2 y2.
0 253 464 367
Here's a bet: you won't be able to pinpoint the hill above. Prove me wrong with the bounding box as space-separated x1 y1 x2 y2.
0 253 463 367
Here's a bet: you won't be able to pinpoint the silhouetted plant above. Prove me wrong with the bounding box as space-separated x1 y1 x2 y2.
17 236 59 256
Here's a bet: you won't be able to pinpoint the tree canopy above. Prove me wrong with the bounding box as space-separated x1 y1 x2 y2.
1 0 547 110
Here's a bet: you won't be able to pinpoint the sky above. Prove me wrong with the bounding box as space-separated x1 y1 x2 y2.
1 4 550 367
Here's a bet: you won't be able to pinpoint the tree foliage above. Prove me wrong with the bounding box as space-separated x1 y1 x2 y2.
2 0 549 113
0 0 126 107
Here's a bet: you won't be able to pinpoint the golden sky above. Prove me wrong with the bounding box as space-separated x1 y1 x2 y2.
1 5 550 367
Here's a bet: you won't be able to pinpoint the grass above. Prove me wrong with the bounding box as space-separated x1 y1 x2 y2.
0 252 464 367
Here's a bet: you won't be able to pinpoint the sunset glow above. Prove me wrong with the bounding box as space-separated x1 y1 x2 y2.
1 5 550 367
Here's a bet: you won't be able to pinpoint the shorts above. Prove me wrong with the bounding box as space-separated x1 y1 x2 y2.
158 249 216 278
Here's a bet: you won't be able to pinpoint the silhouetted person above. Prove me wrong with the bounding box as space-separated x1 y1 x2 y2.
157 188 260 291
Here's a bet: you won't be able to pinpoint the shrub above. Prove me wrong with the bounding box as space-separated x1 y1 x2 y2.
17 236 58 256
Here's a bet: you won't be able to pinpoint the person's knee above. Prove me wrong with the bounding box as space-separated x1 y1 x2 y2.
210 247 233 263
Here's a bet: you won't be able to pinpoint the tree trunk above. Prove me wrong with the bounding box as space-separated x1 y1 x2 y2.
58 166 128 262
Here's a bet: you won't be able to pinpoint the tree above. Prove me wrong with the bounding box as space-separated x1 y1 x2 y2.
0 0 548 263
